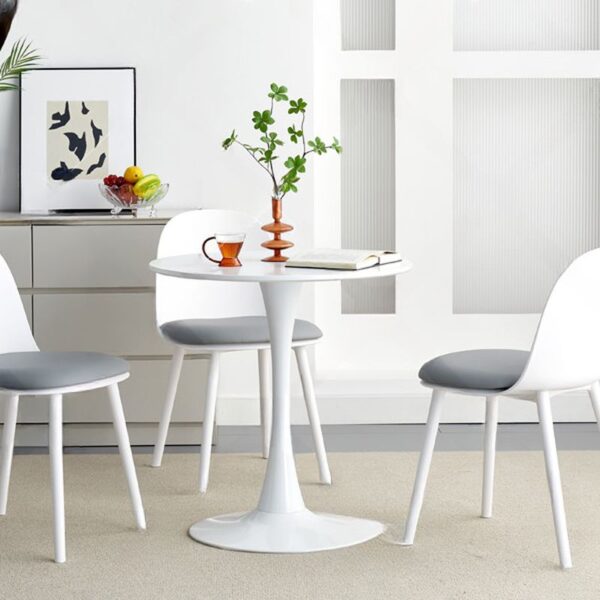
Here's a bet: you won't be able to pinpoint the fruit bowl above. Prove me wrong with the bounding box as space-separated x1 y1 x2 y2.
99 182 169 217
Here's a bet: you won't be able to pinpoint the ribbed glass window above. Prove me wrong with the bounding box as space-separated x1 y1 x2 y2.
454 78 600 313
341 79 396 314
341 0 395 51
454 0 600 51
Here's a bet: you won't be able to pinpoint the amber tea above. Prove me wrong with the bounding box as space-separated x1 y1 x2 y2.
202 233 245 267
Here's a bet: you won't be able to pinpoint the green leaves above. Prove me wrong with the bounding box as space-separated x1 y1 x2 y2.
280 155 306 193
258 132 283 162
284 155 306 173
287 126 303 144
223 83 341 197
260 132 284 147
252 109 275 133
222 129 237 150
280 173 300 194
288 97 307 114
331 137 343 154
0 38 41 93
268 83 288 102
307 136 327 155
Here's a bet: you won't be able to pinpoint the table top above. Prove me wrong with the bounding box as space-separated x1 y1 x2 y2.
150 253 413 283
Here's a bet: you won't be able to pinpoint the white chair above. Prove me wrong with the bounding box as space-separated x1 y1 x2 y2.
401 248 600 569
0 255 145 563
151 209 331 492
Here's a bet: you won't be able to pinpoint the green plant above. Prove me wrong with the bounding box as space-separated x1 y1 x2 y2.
222 83 342 199
0 38 41 92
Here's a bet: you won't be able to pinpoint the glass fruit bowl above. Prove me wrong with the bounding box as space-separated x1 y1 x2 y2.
99 183 169 217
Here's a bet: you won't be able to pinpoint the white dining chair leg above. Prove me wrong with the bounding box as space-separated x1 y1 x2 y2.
108 383 146 530
402 389 444 545
537 391 572 569
482 395 499 518
151 347 185 467
0 394 18 515
258 349 271 459
588 381 600 433
294 346 331 485
199 353 220 493
49 394 66 563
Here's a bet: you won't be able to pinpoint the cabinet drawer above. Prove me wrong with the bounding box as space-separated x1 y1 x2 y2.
33 224 163 288
33 292 170 355
62 358 208 423
0 225 32 287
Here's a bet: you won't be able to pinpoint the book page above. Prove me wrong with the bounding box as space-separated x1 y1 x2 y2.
289 249 378 263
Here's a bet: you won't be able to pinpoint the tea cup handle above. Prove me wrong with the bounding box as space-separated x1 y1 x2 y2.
201 236 221 264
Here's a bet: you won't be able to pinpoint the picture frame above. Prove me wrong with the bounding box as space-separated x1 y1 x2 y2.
19 67 136 213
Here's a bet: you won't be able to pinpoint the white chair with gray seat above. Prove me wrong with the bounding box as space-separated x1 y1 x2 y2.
0 255 145 563
400 248 600 569
151 209 331 491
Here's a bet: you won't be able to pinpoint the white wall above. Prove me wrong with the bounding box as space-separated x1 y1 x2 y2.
0 0 314 226
3 1 596 428
310 0 600 427
0 0 321 425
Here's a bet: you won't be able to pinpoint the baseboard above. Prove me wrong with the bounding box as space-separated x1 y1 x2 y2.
13 422 205 447
216 384 598 426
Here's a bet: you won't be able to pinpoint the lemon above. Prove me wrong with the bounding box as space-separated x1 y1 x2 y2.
123 165 144 184
133 174 161 200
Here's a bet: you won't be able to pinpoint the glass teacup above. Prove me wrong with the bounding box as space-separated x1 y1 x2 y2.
202 233 245 267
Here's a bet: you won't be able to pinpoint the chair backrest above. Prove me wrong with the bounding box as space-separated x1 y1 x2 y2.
155 209 268 326
0 254 38 354
510 248 600 392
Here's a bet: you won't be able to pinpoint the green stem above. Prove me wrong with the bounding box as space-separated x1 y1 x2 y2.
235 140 274 181
300 112 306 155
266 97 279 196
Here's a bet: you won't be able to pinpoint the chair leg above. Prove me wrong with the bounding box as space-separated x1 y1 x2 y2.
151 347 185 467
482 395 499 518
402 389 444 545
0 394 19 515
258 349 271 459
588 381 600 433
199 353 220 493
537 391 572 569
294 346 331 485
49 394 66 563
108 383 146 531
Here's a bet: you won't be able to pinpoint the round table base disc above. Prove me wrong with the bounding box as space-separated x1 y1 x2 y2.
188 509 385 553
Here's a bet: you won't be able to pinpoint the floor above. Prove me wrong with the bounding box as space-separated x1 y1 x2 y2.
3 451 600 599
14 422 600 455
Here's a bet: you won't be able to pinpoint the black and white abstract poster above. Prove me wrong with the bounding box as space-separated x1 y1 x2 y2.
47 100 109 181
20 68 136 213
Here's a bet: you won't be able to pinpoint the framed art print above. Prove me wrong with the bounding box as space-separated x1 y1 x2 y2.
20 67 136 213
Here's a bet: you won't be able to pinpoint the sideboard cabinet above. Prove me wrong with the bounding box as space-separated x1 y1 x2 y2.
0 212 207 447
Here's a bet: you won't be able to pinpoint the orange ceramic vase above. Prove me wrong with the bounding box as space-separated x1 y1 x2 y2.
261 197 294 262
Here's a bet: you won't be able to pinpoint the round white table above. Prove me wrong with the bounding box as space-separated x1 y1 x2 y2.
149 254 413 553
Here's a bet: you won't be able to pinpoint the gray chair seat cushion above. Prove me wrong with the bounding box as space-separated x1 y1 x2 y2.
419 349 529 391
160 316 323 347
0 351 128 391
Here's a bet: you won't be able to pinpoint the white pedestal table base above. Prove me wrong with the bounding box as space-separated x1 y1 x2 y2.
188 509 385 553
148 259 412 555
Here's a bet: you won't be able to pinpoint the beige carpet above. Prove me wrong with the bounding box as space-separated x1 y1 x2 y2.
1 451 600 599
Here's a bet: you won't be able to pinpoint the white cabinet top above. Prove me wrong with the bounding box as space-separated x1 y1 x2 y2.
0 210 185 226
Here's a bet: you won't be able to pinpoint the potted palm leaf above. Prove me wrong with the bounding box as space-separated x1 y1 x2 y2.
0 1 40 93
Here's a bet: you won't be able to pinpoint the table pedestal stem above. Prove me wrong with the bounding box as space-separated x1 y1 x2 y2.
257 281 305 513
187 280 384 552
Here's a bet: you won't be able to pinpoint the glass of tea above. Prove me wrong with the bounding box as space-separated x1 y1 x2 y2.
202 233 246 267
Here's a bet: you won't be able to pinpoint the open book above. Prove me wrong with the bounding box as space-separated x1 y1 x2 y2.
286 248 403 270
